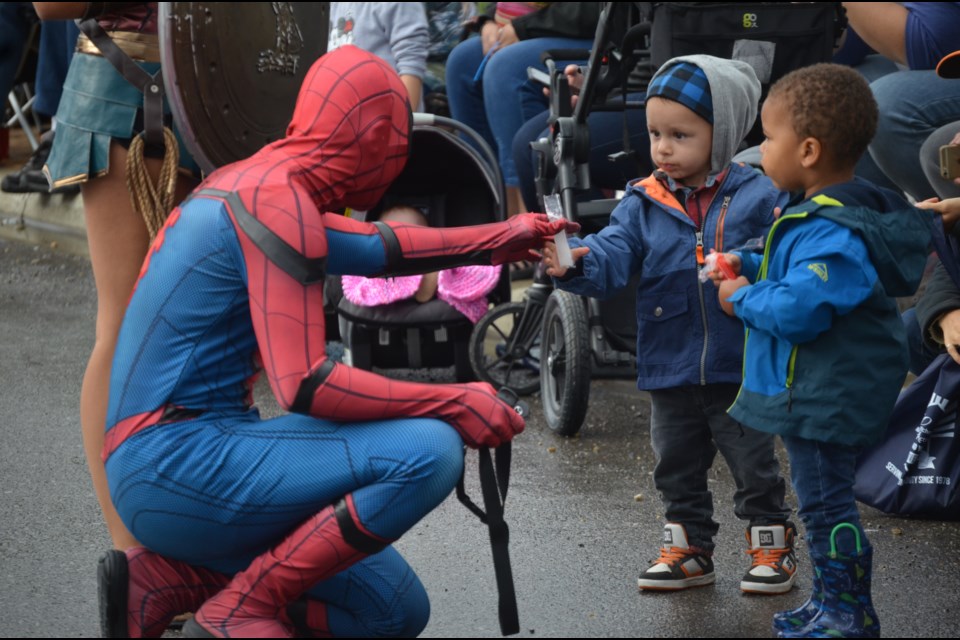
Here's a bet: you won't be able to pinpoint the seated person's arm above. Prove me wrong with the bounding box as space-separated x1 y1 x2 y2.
916 260 960 347
384 3 428 108
841 2 908 66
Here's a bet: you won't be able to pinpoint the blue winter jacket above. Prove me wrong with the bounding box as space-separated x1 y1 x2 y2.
556 163 784 390
727 179 934 446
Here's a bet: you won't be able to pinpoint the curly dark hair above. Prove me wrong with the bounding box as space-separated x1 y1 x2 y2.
767 63 878 169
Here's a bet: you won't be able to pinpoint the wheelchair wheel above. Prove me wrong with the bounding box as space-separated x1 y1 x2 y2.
469 302 542 396
540 290 592 436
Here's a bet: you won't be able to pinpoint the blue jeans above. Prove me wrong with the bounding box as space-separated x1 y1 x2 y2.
649 384 790 553
781 436 868 557
445 35 593 187
867 70 960 200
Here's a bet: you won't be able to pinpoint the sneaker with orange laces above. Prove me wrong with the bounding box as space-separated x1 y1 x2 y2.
740 523 799 595
637 523 715 591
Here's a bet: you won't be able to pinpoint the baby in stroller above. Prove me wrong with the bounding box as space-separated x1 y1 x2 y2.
334 121 512 382
342 205 501 323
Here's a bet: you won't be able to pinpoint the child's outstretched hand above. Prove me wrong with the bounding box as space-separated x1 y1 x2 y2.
703 250 742 285
718 276 749 316
539 240 589 278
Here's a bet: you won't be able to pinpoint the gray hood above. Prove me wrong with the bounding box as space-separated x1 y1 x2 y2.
649 54 761 175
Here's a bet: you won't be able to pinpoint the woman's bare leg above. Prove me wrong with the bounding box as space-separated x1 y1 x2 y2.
80 141 197 549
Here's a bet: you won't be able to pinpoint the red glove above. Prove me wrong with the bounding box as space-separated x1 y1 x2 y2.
490 213 581 265
447 382 526 449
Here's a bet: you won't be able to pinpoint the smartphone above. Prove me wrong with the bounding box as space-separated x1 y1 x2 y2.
941 144 960 180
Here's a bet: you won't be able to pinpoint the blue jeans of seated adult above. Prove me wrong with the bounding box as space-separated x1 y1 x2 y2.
781 436 868 557
445 35 593 187
867 70 960 201
649 384 789 553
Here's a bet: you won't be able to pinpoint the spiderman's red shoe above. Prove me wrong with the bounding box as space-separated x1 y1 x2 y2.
98 547 229 638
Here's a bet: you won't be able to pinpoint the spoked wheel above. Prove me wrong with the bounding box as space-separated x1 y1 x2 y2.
469 301 543 396
540 290 592 436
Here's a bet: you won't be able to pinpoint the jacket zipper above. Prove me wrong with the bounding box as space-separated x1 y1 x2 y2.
714 196 731 252
696 229 709 385
694 192 729 386
756 213 810 411
786 345 798 412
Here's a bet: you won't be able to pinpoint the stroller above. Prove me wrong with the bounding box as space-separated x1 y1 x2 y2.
470 1 846 436
333 115 510 382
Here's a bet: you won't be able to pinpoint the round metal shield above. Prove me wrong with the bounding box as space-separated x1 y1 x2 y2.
159 2 329 174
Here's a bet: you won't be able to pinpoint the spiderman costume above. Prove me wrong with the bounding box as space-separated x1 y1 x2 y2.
98 46 576 638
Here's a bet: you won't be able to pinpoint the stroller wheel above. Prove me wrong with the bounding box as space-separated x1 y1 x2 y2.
469 302 542 396
540 291 592 436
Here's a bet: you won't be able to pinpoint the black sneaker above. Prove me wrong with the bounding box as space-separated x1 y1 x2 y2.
1 130 79 195
637 523 715 591
740 523 799 595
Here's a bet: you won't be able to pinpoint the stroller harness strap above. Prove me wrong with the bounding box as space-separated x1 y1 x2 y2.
456 443 519 636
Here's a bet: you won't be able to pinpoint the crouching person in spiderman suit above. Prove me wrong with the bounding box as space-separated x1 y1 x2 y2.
96 45 576 639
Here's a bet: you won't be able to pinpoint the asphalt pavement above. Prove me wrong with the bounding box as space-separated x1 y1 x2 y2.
1 236 959 638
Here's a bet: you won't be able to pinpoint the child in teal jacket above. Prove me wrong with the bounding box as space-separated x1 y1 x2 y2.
712 64 932 638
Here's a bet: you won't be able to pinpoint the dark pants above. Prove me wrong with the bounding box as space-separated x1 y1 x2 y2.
34 20 79 118
649 383 790 552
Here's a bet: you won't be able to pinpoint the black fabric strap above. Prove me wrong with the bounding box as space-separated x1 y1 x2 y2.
291 359 336 415
373 221 402 267
197 189 328 285
76 18 165 148
456 443 519 636
334 498 389 555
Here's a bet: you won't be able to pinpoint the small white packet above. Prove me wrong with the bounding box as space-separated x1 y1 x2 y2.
543 194 574 268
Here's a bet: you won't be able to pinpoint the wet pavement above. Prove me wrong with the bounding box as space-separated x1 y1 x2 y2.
1 237 958 638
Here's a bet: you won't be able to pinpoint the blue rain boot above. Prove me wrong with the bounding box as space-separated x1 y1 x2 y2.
779 523 880 639
772 560 824 634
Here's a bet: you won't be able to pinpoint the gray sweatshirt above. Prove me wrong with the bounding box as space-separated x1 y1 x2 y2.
328 2 429 80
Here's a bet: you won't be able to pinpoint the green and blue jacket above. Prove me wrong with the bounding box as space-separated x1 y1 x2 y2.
727 178 933 446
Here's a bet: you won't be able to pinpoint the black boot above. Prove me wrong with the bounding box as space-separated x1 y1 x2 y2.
1 130 79 195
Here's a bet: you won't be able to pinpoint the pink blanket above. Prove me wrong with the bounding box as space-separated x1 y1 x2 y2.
342 265 501 323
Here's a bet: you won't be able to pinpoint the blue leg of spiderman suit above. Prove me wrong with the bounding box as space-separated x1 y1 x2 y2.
97 46 574 638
